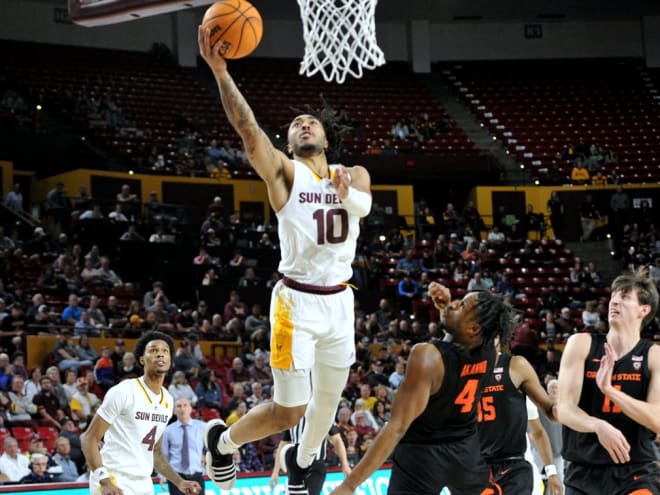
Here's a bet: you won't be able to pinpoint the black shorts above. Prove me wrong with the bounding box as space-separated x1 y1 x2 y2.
388 435 493 495
565 461 660 495
488 458 533 494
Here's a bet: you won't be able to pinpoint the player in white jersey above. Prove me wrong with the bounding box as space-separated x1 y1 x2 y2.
198 26 372 495
81 331 201 495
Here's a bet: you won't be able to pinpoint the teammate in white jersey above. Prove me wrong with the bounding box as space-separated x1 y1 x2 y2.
81 331 201 495
198 26 372 495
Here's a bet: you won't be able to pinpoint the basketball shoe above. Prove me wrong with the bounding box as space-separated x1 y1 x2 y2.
204 419 237 490
280 443 310 495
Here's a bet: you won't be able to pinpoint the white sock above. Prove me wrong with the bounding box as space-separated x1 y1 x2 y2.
218 428 239 455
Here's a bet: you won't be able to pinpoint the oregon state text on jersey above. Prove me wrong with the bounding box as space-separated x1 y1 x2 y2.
96 377 174 478
478 354 528 462
276 161 360 286
562 334 656 465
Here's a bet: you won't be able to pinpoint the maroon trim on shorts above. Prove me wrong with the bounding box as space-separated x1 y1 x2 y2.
281 276 347 295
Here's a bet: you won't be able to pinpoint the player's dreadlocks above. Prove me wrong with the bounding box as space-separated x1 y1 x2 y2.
475 291 517 350
288 95 352 162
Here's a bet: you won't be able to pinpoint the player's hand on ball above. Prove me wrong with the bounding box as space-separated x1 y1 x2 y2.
428 282 451 310
198 26 227 73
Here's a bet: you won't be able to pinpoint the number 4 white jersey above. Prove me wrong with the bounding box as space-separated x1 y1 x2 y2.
277 161 361 286
96 377 174 478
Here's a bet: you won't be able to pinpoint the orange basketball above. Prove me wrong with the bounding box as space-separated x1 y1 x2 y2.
202 0 263 59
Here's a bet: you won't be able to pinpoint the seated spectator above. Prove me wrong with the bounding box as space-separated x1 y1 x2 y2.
58 416 83 469
193 247 210 265
53 329 94 372
62 369 78 400
224 290 247 322
86 295 107 329
0 436 30 481
238 267 261 288
226 400 248 427
33 375 65 429
581 300 600 330
20 453 56 484
388 361 405 390
168 370 198 407
467 272 489 292
510 322 540 366
45 365 70 412
229 357 252 393
69 376 100 429
120 224 145 242
396 249 422 277
257 232 277 250
201 268 219 286
80 258 103 287
52 436 80 482
174 339 201 377
62 294 83 326
74 311 100 338
7 375 37 424
116 184 139 216
248 352 273 391
108 203 129 223
486 225 506 246
397 274 419 315
571 161 590 185
246 381 268 409
591 170 607 186
245 304 270 349
116 351 139 381
195 369 223 411
23 366 42 402
93 347 115 389
98 257 124 288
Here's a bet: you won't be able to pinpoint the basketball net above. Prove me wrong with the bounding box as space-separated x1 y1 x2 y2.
297 0 385 84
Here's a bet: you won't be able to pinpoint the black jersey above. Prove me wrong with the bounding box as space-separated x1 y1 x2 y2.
562 333 656 465
401 341 495 445
477 353 528 462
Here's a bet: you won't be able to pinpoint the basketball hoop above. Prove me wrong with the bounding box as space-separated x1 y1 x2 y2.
297 0 385 84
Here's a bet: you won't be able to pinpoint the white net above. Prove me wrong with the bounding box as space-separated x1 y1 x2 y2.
297 0 386 84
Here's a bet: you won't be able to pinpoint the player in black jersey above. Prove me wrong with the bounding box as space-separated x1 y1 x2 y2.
478 351 563 495
329 282 516 495
557 268 660 495
270 416 352 495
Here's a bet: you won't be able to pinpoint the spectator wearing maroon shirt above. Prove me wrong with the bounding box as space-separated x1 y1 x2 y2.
32 375 65 429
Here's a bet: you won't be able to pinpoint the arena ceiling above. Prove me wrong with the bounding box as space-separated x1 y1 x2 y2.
41 0 660 23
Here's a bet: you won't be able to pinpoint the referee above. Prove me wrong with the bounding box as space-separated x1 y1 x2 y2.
271 416 352 495
161 398 206 495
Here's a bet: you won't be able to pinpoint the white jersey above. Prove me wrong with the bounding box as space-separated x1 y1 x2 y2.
277 161 360 286
96 377 173 478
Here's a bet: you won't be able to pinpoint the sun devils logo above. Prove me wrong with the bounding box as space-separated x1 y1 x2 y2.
632 355 643 371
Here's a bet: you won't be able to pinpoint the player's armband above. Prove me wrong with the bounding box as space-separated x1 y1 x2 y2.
544 464 557 477
93 467 111 481
342 187 372 217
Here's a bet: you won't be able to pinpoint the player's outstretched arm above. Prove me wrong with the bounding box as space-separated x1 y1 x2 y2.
557 333 630 463
596 343 660 434
198 26 288 184
329 343 441 495
513 355 556 420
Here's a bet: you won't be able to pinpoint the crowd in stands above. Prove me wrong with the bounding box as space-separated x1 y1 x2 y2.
559 140 621 185
0 178 657 484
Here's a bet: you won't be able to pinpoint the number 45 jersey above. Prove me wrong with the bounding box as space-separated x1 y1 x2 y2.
276 161 361 286
96 377 174 477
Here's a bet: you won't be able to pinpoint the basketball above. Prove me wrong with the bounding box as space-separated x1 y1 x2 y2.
202 0 263 59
